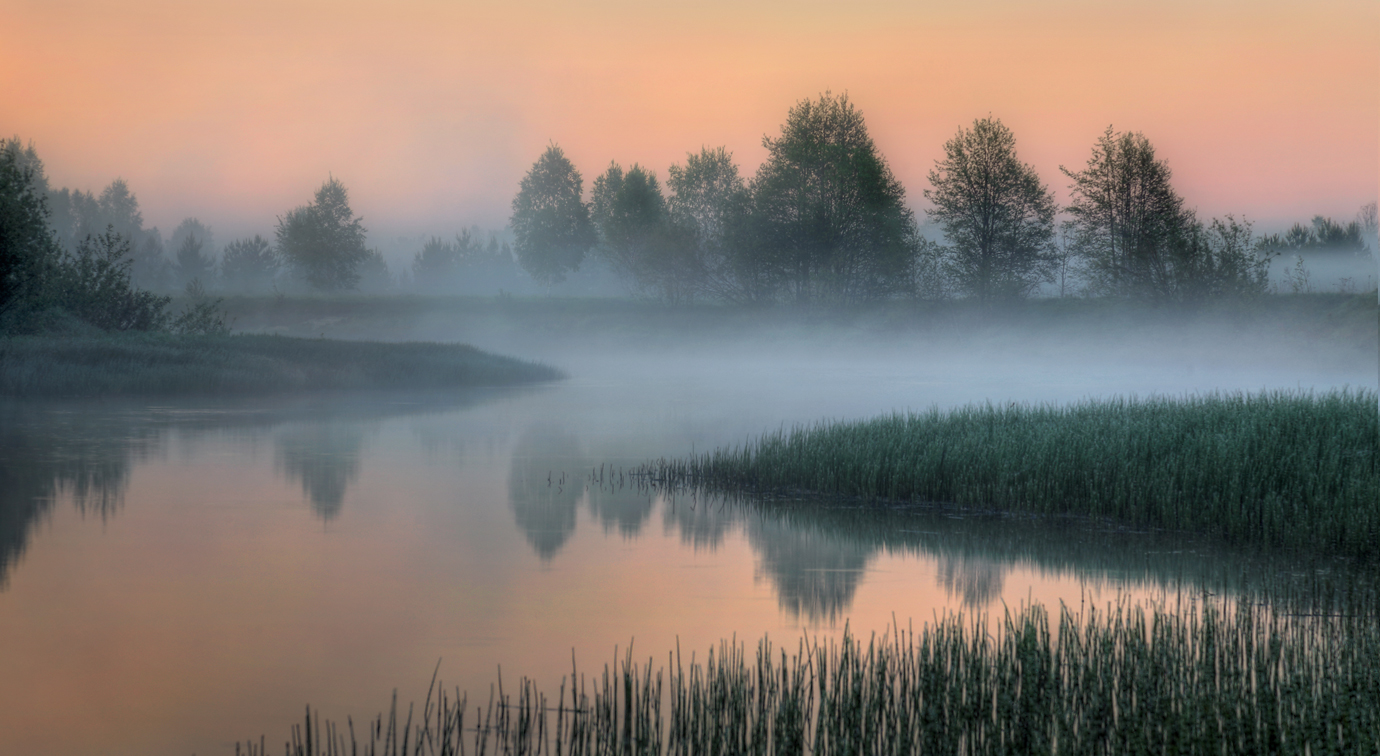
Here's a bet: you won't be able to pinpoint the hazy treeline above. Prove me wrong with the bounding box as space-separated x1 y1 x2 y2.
512 93 1378 304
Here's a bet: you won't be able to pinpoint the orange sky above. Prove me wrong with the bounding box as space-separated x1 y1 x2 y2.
2 0 1376 241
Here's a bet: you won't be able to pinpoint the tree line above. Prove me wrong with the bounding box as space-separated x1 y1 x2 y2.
512 93 1377 305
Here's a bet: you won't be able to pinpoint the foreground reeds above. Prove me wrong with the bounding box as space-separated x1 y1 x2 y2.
0 333 562 397
640 390 1380 559
243 599 1380 756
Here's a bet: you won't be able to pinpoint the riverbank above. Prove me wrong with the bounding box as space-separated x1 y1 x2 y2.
641 390 1380 559
0 332 563 397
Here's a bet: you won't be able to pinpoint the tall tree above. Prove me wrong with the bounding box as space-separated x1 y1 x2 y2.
667 146 751 302
926 117 1057 301
0 143 59 317
276 176 369 292
591 162 694 301
1061 127 1188 299
510 145 596 286
750 92 918 304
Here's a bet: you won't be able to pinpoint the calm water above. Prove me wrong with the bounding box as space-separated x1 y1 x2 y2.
0 338 1373 755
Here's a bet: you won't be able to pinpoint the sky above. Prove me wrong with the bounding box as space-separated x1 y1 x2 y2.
2 0 1377 243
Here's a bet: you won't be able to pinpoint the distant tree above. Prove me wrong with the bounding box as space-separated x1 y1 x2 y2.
355 249 393 293
591 162 696 301
1061 127 1190 300
1259 215 1370 258
0 144 59 317
276 176 369 291
750 92 918 304
510 145 596 286
925 116 1057 301
168 218 215 264
170 218 216 289
667 146 752 302
1170 215 1271 300
221 235 280 292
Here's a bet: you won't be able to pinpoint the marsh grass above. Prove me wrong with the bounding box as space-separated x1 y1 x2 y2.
0 333 563 397
243 600 1380 755
642 390 1380 559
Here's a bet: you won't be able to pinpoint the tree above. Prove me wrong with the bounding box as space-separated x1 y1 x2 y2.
0 143 59 317
170 218 216 289
749 92 918 304
510 145 596 286
276 176 369 291
926 117 1057 301
591 162 695 301
221 235 280 292
667 146 752 301
1061 127 1189 299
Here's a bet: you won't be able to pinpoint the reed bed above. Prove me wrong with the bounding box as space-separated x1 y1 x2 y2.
639 390 1380 559
0 333 562 397
243 600 1380 756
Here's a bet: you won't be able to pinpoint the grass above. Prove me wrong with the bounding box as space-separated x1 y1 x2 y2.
241 599 1380 755
640 390 1380 559
0 332 563 397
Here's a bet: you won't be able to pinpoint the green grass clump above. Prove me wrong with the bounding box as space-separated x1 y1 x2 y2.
644 390 1379 558
245 600 1380 755
0 332 562 397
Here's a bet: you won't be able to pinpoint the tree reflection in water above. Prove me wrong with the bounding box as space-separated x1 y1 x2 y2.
508 424 585 561
274 426 364 521
936 554 1007 608
747 515 873 623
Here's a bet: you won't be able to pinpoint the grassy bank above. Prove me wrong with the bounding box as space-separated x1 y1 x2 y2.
243 600 1380 756
641 390 1379 559
0 332 562 397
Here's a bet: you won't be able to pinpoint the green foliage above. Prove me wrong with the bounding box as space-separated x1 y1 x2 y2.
592 162 698 301
0 141 60 316
667 146 753 302
49 228 171 332
749 92 919 304
926 116 1057 301
1061 127 1189 299
510 144 597 286
0 332 562 397
251 599 1380 755
220 235 280 292
276 176 370 292
647 390 1380 558
169 279 230 336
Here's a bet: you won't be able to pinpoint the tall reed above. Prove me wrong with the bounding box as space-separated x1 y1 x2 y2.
242 599 1380 755
641 390 1380 558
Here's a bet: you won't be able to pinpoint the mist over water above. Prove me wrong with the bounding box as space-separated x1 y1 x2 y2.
0 308 1374 755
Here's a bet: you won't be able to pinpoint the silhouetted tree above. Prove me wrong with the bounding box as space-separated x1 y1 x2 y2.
0 143 59 318
1061 127 1190 300
276 176 369 291
926 117 1057 301
510 145 596 286
1260 215 1371 258
749 92 918 304
355 249 393 293
51 228 170 331
591 162 697 301
221 235 280 292
667 146 753 301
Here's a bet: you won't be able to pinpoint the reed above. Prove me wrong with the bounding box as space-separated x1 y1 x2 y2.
0 332 563 397
242 599 1380 755
640 390 1380 559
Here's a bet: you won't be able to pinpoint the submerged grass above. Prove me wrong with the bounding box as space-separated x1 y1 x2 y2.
245 600 1380 756
0 333 563 397
642 390 1380 559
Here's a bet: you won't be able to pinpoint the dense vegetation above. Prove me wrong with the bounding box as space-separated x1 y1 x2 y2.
641 390 1380 559
0 333 560 397
244 599 1380 755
